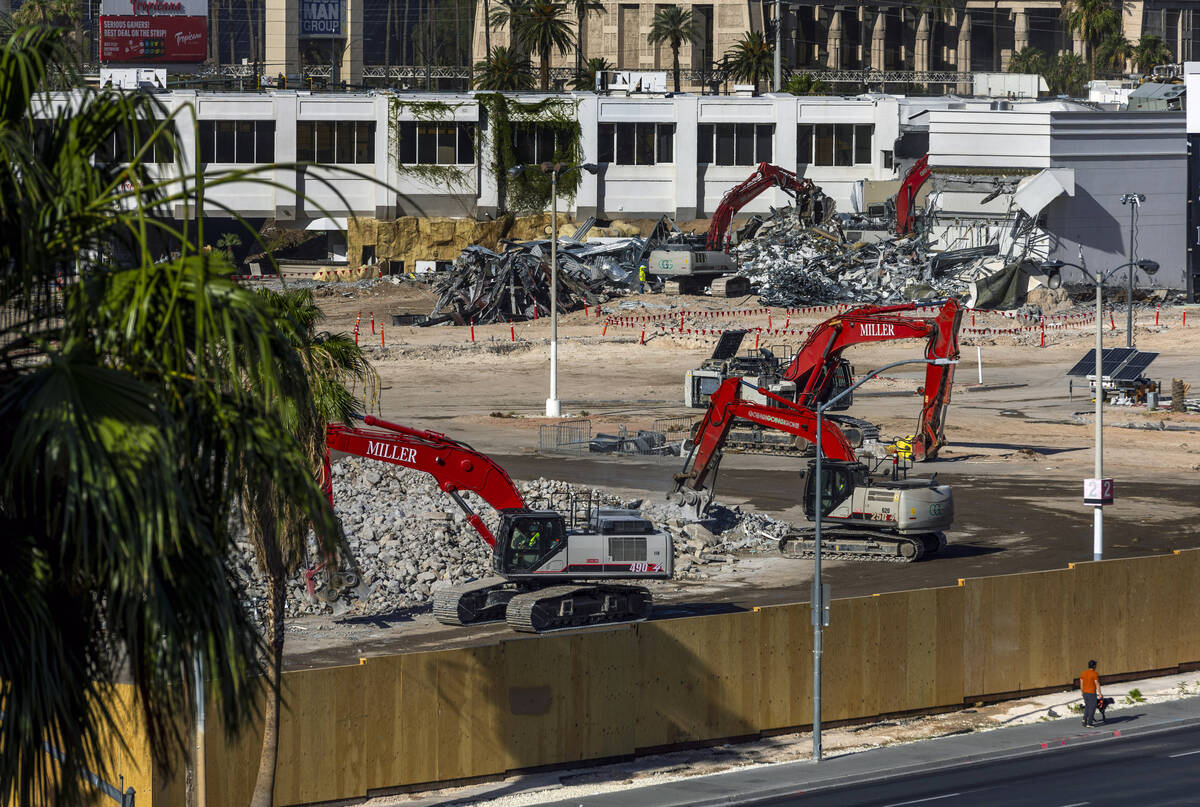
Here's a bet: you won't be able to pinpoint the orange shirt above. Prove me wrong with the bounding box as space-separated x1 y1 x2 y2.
1080 669 1099 694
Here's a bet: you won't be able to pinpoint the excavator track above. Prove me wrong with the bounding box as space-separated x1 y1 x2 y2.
432 577 514 626
506 584 653 633
779 530 945 564
720 414 881 456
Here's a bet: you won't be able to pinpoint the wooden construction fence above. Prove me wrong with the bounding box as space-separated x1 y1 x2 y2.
96 549 1200 805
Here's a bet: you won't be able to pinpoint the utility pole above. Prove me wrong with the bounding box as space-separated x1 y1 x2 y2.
773 0 782 92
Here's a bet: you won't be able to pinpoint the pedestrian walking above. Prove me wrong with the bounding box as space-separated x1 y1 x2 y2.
1080 659 1103 727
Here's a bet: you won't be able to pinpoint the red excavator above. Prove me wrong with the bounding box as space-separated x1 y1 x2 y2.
321 415 673 632
670 378 953 563
706 162 834 253
686 299 963 462
650 163 833 295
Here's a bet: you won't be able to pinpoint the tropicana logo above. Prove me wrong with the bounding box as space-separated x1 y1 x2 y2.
129 0 186 14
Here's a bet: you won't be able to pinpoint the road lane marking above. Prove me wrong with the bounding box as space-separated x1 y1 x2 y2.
882 795 961 807
1169 749 1200 758
1058 802 1089 806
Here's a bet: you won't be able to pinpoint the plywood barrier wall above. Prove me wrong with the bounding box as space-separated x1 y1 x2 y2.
127 550 1200 805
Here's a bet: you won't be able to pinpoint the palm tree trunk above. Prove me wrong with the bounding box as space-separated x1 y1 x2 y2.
541 50 550 91
575 5 584 77
484 0 492 58
672 43 680 92
249 566 286 807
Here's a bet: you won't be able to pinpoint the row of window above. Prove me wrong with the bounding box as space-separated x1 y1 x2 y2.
798 124 874 167
197 120 276 164
94 121 177 164
184 119 877 169
697 123 775 166
597 123 675 165
395 121 474 166
297 121 376 164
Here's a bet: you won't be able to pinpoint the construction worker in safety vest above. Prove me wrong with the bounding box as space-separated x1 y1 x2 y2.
638 263 648 292
511 524 541 569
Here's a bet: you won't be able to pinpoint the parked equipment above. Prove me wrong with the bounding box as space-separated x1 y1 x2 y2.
670 379 953 563
893 153 931 236
323 416 672 632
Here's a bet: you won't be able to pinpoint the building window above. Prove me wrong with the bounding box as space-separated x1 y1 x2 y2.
197 119 276 164
798 123 873 167
396 120 471 165
96 120 177 163
597 122 675 165
697 123 774 165
298 120 378 164
882 149 893 170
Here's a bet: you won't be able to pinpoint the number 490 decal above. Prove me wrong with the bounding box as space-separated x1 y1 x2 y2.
629 562 661 573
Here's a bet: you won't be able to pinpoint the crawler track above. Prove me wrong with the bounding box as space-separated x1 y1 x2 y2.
432 577 512 626
506 584 652 633
779 530 945 564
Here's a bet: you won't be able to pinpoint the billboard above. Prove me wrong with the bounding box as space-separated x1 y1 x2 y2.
99 0 208 63
302 0 344 37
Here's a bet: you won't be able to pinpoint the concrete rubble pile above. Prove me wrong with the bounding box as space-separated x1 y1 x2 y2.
433 239 642 325
230 457 793 624
733 208 1008 306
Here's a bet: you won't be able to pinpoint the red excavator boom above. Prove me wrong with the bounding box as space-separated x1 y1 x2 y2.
323 414 526 548
780 299 962 461
676 377 858 506
894 153 930 236
706 162 828 252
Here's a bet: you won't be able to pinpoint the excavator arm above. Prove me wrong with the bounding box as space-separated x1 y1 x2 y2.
706 162 829 252
780 298 962 461
324 414 527 548
894 153 930 236
671 378 857 515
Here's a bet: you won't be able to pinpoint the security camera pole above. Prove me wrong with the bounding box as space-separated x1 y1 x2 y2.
1119 193 1146 348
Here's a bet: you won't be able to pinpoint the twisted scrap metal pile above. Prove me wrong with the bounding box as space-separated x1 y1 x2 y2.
735 208 1017 306
430 217 680 325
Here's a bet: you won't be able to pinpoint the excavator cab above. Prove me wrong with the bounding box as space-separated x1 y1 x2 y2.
801 460 868 520
496 511 568 574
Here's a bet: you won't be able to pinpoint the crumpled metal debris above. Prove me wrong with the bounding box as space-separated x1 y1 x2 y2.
433 218 680 324
733 208 1016 307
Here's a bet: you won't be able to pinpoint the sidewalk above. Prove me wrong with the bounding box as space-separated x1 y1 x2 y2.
536 696 1200 807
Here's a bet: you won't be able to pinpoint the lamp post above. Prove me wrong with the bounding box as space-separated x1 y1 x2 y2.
811 356 958 762
773 0 782 92
508 161 599 417
1039 257 1159 561
1119 193 1146 348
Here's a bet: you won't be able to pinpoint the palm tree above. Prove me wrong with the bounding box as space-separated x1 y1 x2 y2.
1063 0 1119 77
648 6 703 93
568 0 606 78
1132 32 1173 74
1045 51 1089 96
1095 32 1134 76
1008 46 1048 76
245 288 375 807
489 0 531 52
783 72 829 95
573 55 613 90
474 45 535 90
726 30 773 90
514 0 575 91
0 26 346 805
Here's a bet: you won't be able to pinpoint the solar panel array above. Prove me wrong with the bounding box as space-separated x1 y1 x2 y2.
1112 351 1159 381
1066 347 1157 380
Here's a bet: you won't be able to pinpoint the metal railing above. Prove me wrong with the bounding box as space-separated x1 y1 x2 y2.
538 419 592 455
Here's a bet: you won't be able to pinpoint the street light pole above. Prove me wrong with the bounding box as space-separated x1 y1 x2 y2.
548 168 560 417
811 356 957 762
1041 256 1158 562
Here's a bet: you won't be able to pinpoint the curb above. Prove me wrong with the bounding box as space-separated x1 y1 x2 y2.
671 714 1200 807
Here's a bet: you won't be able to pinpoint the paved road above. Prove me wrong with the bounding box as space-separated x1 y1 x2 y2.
534 698 1200 807
766 724 1200 806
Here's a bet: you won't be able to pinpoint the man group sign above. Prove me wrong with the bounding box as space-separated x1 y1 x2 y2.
100 0 208 63
302 0 345 37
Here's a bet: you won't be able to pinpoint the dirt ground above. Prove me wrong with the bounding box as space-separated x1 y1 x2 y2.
284 279 1200 667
